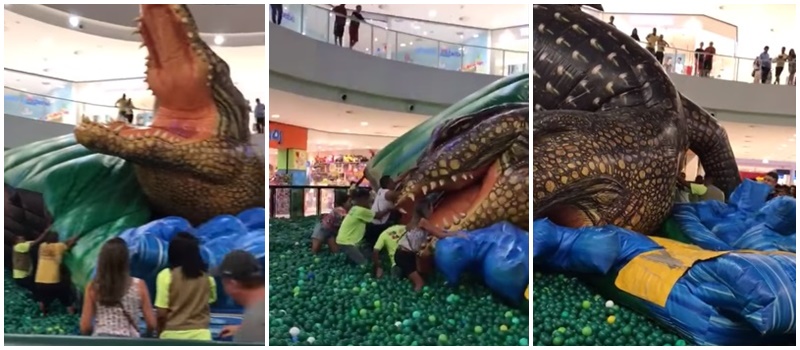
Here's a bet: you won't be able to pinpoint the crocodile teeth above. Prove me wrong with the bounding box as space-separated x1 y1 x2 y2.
439 179 446 186
408 194 415 202
430 182 437 190
186 32 194 38
442 217 450 228
398 208 407 214
460 212 467 218
421 186 428 195
112 125 125 132
452 214 461 223
462 174 469 180
451 175 458 182
153 130 163 137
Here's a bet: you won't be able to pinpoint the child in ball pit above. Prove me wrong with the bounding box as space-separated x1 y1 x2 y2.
310 193 349 254
393 200 464 291
335 188 391 265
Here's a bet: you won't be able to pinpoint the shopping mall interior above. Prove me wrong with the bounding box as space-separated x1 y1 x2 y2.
270 4 797 213
4 4 266 346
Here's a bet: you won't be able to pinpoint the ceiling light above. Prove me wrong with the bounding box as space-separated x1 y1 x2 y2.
459 34 464 39
270 114 280 119
374 37 378 41
68 16 81 28
472 34 479 38
762 159 769 164
409 42 413 46
422 31 428 35
214 35 225 45
360 122 368 126
365 48 369 52
400 43 406 47
428 10 437 18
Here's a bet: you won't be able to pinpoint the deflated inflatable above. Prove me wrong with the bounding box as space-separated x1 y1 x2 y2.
118 208 266 313
670 180 796 252
534 217 796 346
435 222 529 303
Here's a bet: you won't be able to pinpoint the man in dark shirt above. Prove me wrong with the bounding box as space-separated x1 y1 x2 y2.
349 5 365 49
694 42 705 77
332 4 347 46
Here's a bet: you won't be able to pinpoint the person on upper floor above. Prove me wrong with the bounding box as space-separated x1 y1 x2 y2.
759 46 772 84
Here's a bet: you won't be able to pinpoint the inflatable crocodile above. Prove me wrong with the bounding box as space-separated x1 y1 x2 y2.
529 4 739 234
5 4 264 298
530 5 795 346
74 4 264 225
367 75 529 232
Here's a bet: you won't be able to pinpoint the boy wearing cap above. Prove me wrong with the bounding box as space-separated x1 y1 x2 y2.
216 250 265 344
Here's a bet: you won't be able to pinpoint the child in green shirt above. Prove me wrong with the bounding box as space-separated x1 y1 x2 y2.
336 189 389 265
371 225 405 278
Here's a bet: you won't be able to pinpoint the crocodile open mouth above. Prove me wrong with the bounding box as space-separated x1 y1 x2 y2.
397 160 501 231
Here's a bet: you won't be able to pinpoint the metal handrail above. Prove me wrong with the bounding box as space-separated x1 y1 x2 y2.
275 4 529 76
4 86 153 112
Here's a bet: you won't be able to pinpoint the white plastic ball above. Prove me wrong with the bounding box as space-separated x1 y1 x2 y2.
395 321 402 327
307 337 316 344
289 326 301 337
605 300 615 308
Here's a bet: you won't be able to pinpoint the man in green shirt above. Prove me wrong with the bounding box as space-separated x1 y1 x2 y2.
336 189 389 265
372 225 405 278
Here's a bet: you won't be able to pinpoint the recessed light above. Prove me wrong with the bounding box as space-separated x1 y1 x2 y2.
409 42 413 46
428 10 437 18
762 159 769 164
423 31 428 35
214 35 225 45
400 43 406 47
374 37 378 41
68 16 80 28
360 122 368 126
365 48 369 52
472 34 479 38
459 34 464 39
270 114 280 119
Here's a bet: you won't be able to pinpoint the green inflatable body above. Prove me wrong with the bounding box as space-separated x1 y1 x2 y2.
5 134 151 289
366 73 529 183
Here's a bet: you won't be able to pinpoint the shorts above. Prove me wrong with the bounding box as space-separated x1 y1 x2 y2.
35 282 74 307
333 24 345 37
14 275 34 292
311 223 335 240
349 26 359 41
395 249 418 277
339 244 367 265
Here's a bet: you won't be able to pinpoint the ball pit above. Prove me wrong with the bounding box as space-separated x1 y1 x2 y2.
268 217 529 346
532 272 688 346
3 270 79 335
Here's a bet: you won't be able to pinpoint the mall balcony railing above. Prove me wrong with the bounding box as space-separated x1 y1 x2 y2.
275 4 529 76
625 40 797 85
3 86 266 132
269 185 355 219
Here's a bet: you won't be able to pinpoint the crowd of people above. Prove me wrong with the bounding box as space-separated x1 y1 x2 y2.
11 230 264 343
676 172 795 204
309 176 463 291
270 4 366 49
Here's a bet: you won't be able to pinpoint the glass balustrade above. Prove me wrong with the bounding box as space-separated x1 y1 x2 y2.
276 4 530 76
3 85 269 132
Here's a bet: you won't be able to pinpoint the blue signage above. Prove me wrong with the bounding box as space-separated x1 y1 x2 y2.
414 47 463 58
270 130 283 144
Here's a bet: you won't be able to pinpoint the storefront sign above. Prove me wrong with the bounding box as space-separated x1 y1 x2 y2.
268 122 308 150
270 130 283 144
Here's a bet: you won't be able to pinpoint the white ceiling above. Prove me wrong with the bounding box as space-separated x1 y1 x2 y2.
268 89 428 152
3 10 266 100
721 121 796 163
358 4 529 29
601 4 797 55
269 89 794 163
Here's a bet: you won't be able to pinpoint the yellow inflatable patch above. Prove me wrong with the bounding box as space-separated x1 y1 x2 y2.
525 286 529 300
614 237 726 307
